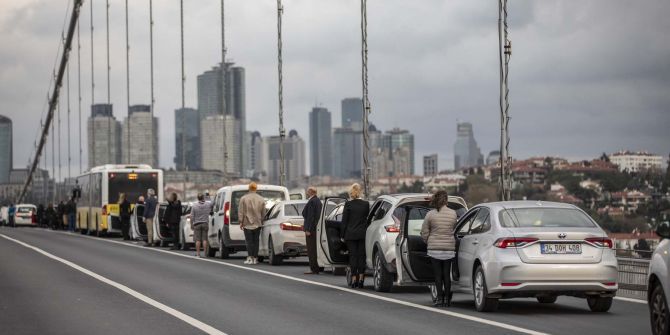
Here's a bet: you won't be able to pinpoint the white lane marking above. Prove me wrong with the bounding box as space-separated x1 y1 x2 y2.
44 230 547 335
0 233 227 335
614 296 647 304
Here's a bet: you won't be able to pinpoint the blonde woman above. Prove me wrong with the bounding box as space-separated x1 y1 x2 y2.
118 193 131 240
341 183 370 288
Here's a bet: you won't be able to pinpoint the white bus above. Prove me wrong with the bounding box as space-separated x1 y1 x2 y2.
75 164 163 236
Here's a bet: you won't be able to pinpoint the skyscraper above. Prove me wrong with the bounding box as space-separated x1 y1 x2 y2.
88 104 122 168
263 130 306 188
197 62 246 175
341 97 363 130
0 115 12 183
453 122 484 170
332 128 363 179
200 115 239 175
369 124 392 180
246 131 263 178
174 107 200 170
386 128 415 175
423 154 438 176
121 105 159 167
309 107 332 176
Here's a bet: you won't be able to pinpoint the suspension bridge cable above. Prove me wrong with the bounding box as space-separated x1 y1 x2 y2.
180 0 186 170
58 81 62 185
90 0 95 166
360 0 371 199
149 0 155 166
51 108 55 202
125 0 130 164
67 62 72 180
220 0 228 180
276 0 286 187
498 0 512 201
106 0 111 162
78 19 82 173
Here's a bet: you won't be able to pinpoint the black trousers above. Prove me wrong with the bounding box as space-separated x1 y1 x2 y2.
305 232 320 273
346 239 366 276
244 228 261 257
431 258 453 301
121 216 130 240
170 224 180 247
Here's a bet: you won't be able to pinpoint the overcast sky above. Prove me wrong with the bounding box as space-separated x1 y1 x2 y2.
1 0 668 179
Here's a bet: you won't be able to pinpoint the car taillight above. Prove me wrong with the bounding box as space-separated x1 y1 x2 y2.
223 202 230 225
280 222 304 231
501 282 521 287
603 282 617 286
102 205 107 216
494 237 538 248
585 237 613 249
384 224 400 233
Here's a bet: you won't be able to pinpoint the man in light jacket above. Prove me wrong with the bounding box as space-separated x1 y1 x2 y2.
238 182 267 265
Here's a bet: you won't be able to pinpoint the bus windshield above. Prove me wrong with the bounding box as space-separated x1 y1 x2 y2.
108 172 159 204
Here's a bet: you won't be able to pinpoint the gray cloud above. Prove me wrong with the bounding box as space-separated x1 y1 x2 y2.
0 0 668 179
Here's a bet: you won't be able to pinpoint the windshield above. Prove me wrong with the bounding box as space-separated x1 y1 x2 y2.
499 208 597 228
108 172 159 204
284 203 306 217
231 190 286 224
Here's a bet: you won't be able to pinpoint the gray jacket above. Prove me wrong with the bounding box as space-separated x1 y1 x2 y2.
420 206 457 251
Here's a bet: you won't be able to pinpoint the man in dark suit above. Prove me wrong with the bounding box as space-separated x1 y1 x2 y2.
302 187 322 274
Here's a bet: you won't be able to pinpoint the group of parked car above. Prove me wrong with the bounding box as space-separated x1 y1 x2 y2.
0 204 38 226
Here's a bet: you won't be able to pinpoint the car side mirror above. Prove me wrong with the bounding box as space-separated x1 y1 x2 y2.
656 222 670 239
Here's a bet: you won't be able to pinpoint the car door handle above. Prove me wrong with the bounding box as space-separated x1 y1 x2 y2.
472 240 479 245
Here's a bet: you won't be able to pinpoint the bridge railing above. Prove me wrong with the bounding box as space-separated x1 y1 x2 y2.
615 250 651 301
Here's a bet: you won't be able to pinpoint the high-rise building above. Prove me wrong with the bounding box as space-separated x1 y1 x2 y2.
423 154 438 176
0 115 12 183
200 115 240 175
88 104 122 169
174 107 200 171
197 63 246 175
332 128 363 179
369 125 392 180
247 131 263 179
341 98 363 130
486 150 501 166
309 107 332 176
263 130 306 188
609 151 664 172
121 105 159 167
386 128 415 176
453 122 484 170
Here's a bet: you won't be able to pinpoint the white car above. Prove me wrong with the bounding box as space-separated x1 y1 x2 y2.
648 221 670 335
178 203 194 250
206 185 290 258
14 204 37 226
129 204 147 241
0 206 8 226
258 200 308 265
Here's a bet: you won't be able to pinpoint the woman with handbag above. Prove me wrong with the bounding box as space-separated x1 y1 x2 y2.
341 183 370 288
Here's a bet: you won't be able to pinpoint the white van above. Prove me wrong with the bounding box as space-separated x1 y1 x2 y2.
206 184 290 258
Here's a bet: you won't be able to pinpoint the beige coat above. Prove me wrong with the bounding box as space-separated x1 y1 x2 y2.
238 192 267 230
420 206 458 251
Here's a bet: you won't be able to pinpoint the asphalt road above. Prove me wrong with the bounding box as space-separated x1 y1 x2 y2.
0 227 652 335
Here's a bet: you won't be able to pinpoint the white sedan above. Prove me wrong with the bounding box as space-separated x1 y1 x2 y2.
259 200 308 265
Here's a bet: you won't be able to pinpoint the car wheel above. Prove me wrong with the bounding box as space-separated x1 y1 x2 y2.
586 296 613 313
473 266 498 312
268 236 282 266
537 296 557 304
218 235 230 259
650 284 670 335
205 241 216 258
373 251 393 292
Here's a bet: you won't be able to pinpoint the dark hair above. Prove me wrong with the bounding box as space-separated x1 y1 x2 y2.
430 190 450 210
197 193 205 201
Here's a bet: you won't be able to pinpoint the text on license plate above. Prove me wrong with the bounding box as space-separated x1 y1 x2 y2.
541 243 582 254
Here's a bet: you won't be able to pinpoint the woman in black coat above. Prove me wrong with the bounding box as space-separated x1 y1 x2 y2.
118 193 132 240
164 193 183 250
341 183 370 288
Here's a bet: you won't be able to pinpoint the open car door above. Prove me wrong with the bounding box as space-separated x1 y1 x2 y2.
396 205 434 285
130 204 146 240
316 197 347 268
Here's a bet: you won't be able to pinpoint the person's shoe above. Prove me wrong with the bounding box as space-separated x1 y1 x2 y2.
350 280 359 288
244 257 251 265
446 292 453 307
358 280 365 289
433 300 443 307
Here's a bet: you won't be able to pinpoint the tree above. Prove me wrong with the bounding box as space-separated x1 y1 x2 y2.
663 155 670 194
463 175 498 206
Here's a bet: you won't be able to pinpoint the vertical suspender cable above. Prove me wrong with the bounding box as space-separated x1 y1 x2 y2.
58 83 62 185
90 0 95 167
67 62 72 180
125 0 130 164
276 0 286 187
498 0 512 201
220 0 228 180
106 0 111 162
52 108 56 202
180 0 186 170
149 0 155 166
360 0 371 199
77 21 82 174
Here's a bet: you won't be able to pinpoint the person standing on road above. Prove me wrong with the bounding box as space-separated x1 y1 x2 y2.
45 203 56 230
8 203 15 228
57 201 66 230
37 204 45 228
67 196 76 232
189 193 212 258
421 190 457 307
118 193 132 240
341 183 370 288
164 193 183 250
302 187 322 274
143 189 158 247
238 182 267 265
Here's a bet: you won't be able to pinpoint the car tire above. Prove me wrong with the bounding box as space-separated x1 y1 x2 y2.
473 265 498 312
218 235 230 259
650 284 670 335
268 236 282 266
586 296 613 313
205 241 216 258
373 251 393 292
537 296 557 304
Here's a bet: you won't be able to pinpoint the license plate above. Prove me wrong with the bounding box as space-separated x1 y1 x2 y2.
541 243 582 254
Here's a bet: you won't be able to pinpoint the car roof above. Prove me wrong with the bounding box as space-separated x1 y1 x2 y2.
215 184 289 193
475 200 577 211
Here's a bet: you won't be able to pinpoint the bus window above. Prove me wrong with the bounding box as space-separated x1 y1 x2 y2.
108 172 159 204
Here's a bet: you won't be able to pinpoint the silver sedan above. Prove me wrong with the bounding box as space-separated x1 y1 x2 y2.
258 200 308 265
449 201 618 312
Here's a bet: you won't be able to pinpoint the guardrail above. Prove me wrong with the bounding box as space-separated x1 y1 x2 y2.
616 251 650 301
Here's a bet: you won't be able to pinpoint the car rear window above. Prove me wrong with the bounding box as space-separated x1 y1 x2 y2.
231 190 286 223
17 207 33 213
499 208 596 228
284 203 306 217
